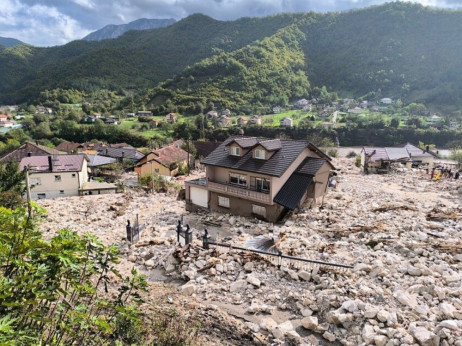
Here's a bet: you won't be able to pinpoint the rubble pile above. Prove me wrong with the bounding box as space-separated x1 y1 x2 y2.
37 158 462 345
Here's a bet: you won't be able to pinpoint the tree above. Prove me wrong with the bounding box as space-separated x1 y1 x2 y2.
0 161 25 209
0 206 148 345
390 118 400 128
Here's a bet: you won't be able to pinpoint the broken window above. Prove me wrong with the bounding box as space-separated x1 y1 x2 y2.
54 175 61 182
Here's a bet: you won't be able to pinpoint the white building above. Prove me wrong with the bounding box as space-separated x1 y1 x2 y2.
20 154 116 199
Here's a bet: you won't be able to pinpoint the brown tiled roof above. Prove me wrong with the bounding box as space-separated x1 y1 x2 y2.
19 154 86 172
228 137 259 148
148 145 188 168
259 139 282 151
55 141 81 153
0 141 60 163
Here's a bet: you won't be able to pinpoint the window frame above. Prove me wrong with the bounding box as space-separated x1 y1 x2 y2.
229 172 246 187
255 177 270 192
254 149 265 159
230 146 241 156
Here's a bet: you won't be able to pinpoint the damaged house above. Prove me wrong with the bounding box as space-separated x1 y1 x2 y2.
361 143 436 173
185 137 335 223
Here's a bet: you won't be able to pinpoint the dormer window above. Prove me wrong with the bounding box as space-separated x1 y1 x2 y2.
255 149 265 159
231 147 240 156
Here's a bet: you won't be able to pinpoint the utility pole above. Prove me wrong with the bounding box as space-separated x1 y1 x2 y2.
150 161 154 194
25 166 32 218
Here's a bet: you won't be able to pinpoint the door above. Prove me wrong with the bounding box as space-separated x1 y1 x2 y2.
190 187 208 208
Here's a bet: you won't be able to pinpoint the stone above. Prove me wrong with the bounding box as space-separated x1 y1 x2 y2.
409 325 436 346
246 275 261 288
259 317 278 331
229 280 247 292
181 283 196 296
323 331 336 342
374 334 387 346
362 324 376 344
301 308 313 317
377 310 390 323
439 303 455 318
298 270 311 281
342 300 359 313
364 306 378 319
394 290 418 308
286 330 302 343
272 327 284 340
301 316 318 331
437 320 459 331
144 259 155 268
278 320 294 335
244 261 254 272
407 265 422 276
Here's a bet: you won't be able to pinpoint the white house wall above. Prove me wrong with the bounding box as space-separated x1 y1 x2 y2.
29 171 81 199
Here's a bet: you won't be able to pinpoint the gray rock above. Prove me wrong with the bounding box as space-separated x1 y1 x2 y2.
298 270 311 281
230 279 247 292
181 283 196 295
301 316 318 331
246 275 261 288
323 331 336 342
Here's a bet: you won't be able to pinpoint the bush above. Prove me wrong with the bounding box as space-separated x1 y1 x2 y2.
346 150 357 158
0 206 148 345
327 149 338 157
355 155 361 167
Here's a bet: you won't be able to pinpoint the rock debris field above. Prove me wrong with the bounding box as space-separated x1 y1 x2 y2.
38 158 462 345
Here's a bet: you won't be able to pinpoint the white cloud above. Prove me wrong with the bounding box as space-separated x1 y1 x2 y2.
72 0 95 10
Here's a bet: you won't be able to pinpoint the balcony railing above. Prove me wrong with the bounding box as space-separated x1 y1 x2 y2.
207 178 271 204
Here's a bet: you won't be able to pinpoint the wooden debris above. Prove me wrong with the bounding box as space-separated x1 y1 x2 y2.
373 205 416 212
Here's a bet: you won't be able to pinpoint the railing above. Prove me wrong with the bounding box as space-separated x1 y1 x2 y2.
207 179 271 203
200 230 353 272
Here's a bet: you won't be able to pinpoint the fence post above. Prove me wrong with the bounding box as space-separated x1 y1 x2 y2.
202 229 210 249
126 220 132 242
176 220 182 245
185 225 193 245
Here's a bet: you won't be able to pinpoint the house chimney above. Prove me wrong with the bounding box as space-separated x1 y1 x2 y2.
48 156 53 171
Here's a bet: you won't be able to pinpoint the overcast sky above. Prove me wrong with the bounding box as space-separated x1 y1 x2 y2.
1 0 461 46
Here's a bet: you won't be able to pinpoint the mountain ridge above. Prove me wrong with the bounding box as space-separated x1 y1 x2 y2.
0 37 25 47
1 3 462 110
82 18 176 41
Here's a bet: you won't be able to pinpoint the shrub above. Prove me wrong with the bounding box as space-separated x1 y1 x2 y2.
355 155 361 167
327 149 338 157
346 150 357 158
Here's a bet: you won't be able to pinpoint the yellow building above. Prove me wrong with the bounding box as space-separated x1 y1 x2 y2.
135 144 189 178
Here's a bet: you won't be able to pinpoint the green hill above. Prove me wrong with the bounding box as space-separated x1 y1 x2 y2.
2 3 462 110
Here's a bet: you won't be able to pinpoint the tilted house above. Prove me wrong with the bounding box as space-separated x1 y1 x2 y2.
361 143 436 173
185 137 335 223
134 144 189 177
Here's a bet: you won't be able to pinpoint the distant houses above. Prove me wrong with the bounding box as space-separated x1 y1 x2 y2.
279 117 293 127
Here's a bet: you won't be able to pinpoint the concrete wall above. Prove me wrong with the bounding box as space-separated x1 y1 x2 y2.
29 171 81 199
208 191 285 223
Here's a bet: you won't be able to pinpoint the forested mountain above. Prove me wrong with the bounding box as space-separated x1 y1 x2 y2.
82 18 176 41
0 37 24 47
2 3 462 110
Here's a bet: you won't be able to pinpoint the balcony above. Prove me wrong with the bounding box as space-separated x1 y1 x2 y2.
207 178 271 204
